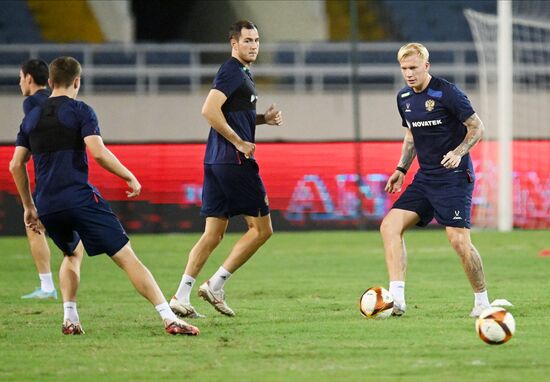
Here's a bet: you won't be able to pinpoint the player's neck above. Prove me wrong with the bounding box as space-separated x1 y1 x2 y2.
29 85 47 96
50 87 77 99
412 74 432 93
232 53 252 69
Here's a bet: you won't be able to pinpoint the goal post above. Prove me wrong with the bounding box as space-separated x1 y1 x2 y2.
465 1 550 230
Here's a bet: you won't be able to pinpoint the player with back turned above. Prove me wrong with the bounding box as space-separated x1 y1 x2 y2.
380 43 491 317
16 59 57 300
10 56 199 336
170 20 283 318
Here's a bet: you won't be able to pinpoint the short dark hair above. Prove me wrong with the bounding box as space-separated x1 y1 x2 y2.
21 59 49 86
229 20 258 41
49 56 82 88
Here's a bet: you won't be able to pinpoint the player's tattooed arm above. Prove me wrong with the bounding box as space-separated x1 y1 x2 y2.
397 129 416 171
441 113 485 169
453 113 485 157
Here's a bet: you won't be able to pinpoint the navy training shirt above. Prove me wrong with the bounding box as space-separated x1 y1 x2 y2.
23 88 51 115
396 76 476 175
204 57 258 164
16 96 102 216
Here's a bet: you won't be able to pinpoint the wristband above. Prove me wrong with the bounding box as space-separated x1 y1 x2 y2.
396 166 407 175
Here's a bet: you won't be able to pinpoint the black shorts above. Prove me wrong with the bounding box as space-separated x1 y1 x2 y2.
40 195 129 257
392 170 474 228
201 160 270 218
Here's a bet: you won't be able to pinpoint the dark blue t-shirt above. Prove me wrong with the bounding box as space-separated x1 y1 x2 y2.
204 57 258 164
23 89 51 116
396 76 475 175
16 96 102 216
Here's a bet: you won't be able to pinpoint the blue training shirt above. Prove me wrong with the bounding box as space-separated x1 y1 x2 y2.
23 88 51 115
396 76 475 175
204 57 258 164
16 96 102 216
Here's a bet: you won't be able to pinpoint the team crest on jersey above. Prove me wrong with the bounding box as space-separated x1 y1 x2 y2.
405 103 411 113
250 94 258 103
425 99 435 112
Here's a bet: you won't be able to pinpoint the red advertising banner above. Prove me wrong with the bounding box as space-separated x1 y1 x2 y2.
0 141 548 233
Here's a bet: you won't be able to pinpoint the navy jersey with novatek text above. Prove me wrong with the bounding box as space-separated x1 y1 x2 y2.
396 76 475 175
23 88 51 115
204 57 257 164
16 96 102 216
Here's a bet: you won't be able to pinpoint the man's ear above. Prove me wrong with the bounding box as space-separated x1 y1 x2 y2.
74 77 80 89
48 78 53 89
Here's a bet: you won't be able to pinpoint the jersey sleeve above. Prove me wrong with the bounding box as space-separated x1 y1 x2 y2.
15 121 30 148
22 97 37 116
79 103 101 138
445 84 475 123
396 94 408 128
212 63 243 98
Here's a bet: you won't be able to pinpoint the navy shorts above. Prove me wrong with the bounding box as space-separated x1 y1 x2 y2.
201 160 270 218
40 195 129 257
392 170 474 228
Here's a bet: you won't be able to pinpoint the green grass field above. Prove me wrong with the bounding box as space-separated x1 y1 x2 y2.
1 230 549 381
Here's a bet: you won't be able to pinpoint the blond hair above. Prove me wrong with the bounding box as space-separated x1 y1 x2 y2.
397 43 429 63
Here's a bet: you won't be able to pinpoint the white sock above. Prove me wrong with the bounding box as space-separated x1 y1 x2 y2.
155 302 177 321
174 274 195 304
39 273 55 292
63 301 79 323
474 290 490 306
209 266 232 292
389 281 405 303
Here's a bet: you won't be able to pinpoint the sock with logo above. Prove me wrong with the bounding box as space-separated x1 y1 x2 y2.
209 266 232 292
174 274 195 304
39 272 55 293
389 281 405 304
63 301 80 323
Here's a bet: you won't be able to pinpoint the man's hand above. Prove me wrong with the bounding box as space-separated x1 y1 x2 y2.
236 141 256 159
126 176 142 198
23 206 41 234
441 151 462 169
384 171 405 193
264 104 283 126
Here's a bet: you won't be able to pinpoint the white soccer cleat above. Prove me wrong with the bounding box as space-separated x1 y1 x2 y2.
198 281 235 317
169 297 205 318
392 300 406 316
470 304 491 318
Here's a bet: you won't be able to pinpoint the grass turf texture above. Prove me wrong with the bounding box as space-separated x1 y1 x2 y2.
0 230 549 381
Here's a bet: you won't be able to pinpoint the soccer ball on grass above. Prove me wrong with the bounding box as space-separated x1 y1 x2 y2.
475 307 515 345
359 286 394 319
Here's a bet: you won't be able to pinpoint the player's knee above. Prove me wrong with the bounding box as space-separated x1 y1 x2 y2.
380 217 399 238
252 225 273 244
448 234 468 256
203 231 224 246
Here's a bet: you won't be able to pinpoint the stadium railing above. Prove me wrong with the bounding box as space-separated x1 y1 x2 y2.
0 42 478 94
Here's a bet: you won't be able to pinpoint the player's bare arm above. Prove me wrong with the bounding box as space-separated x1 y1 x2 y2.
441 113 485 169
9 146 41 232
84 135 141 198
202 88 255 158
256 104 283 126
385 129 416 193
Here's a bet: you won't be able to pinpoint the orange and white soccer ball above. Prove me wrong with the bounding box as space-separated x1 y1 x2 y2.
475 307 516 345
359 286 394 319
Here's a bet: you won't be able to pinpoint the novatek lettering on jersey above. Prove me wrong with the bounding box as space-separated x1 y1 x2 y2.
411 119 443 127
396 76 476 175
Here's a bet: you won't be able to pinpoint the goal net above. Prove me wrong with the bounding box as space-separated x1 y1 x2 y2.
465 2 550 229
